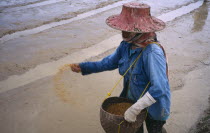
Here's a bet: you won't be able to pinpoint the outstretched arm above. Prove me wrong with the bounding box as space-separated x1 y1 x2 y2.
71 41 124 75
79 44 122 75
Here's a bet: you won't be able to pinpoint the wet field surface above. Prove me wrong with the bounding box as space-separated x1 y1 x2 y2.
0 1 209 133
0 0 202 81
189 97 210 133
0 0 122 37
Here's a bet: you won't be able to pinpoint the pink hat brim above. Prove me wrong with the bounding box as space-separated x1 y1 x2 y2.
106 14 165 33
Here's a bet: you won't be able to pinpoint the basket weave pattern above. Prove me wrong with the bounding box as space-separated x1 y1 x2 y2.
100 97 147 133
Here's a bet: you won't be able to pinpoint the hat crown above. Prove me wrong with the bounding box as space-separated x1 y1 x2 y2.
121 3 151 19
124 2 149 7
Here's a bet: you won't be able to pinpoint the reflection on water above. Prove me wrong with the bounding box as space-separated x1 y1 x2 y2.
191 1 208 32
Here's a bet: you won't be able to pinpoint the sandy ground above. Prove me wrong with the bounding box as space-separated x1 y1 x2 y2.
0 1 210 133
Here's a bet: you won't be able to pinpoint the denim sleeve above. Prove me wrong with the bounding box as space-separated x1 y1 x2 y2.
79 42 123 75
144 51 168 99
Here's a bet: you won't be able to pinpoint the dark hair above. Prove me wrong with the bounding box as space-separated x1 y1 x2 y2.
154 36 158 42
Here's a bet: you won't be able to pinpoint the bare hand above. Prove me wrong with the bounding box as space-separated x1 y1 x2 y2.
70 64 81 73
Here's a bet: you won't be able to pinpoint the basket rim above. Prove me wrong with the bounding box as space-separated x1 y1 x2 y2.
101 96 147 117
101 97 134 118
100 105 147 117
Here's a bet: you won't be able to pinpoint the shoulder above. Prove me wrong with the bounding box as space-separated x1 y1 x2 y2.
143 43 164 56
119 41 129 48
118 41 130 52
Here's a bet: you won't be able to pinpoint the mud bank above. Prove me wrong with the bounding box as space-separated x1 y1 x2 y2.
0 0 122 38
0 0 197 39
189 97 210 133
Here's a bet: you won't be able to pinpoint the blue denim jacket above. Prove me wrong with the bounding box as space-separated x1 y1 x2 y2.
79 41 171 121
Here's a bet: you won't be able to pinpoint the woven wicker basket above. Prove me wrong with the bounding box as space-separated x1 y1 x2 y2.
100 97 147 133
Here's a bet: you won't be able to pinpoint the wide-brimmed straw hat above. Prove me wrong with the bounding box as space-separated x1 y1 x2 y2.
106 2 165 33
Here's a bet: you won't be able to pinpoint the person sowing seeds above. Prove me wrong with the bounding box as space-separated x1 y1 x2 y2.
70 2 170 133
